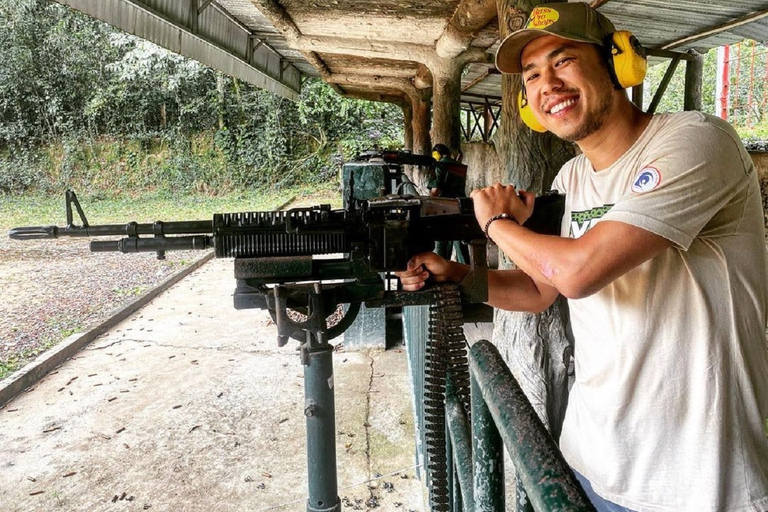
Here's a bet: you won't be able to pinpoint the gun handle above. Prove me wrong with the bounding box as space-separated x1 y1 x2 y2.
8 226 59 240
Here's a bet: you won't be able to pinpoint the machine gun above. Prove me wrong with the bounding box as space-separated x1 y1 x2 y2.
9 188 564 512
9 189 563 343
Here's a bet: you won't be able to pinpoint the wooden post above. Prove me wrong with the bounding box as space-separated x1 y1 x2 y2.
716 45 730 120
431 59 463 152
684 49 704 111
402 102 414 152
410 95 432 191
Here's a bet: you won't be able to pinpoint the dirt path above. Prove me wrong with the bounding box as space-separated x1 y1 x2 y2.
0 233 202 374
0 258 424 512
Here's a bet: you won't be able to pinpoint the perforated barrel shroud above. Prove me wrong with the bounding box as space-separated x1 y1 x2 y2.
213 209 349 258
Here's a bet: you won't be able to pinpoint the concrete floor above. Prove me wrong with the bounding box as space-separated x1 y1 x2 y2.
0 259 425 512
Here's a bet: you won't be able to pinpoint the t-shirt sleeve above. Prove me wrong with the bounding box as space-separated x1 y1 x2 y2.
602 116 752 250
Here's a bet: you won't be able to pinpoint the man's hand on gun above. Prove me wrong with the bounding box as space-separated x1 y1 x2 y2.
396 183 536 291
395 252 470 291
469 183 535 228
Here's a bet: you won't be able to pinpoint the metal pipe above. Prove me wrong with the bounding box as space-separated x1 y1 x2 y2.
471 370 504 512
446 389 475 510
469 341 595 512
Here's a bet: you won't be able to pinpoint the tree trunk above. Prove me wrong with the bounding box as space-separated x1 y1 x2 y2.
492 0 578 440
431 59 463 152
402 102 414 152
410 95 432 192
216 72 226 130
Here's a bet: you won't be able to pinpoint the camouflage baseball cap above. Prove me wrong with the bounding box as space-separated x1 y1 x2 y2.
495 2 616 74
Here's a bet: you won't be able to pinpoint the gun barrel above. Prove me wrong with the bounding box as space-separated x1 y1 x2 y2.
8 226 60 240
91 235 214 253
9 220 213 240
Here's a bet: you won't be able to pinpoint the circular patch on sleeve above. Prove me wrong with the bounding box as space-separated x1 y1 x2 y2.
631 167 661 193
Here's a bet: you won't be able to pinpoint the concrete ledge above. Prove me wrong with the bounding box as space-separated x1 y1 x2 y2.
0 251 215 408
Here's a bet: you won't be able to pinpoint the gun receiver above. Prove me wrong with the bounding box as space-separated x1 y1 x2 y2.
9 190 564 342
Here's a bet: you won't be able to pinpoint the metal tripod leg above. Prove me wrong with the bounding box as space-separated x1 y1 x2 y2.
303 340 340 511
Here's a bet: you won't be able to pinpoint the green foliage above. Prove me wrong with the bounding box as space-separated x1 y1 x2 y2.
0 0 118 144
207 76 403 189
0 0 404 194
643 48 718 116
644 41 768 142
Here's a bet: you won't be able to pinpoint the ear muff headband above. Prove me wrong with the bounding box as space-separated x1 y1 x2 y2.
608 30 647 89
518 88 547 133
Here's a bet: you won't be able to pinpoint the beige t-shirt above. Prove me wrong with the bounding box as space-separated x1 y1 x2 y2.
552 111 768 511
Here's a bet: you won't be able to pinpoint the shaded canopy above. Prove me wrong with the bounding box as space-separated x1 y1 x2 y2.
55 0 768 108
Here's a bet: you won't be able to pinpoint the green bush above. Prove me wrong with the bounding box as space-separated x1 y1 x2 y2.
0 1 404 194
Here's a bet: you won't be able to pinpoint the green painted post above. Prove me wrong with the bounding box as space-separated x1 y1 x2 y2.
446 389 475 510
470 341 595 512
403 305 430 479
471 370 504 511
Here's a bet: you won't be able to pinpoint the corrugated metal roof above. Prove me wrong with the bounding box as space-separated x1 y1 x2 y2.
53 0 768 105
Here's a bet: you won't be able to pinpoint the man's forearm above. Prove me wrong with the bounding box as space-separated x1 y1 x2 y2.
487 268 559 313
486 217 672 300
433 259 557 312
487 219 572 289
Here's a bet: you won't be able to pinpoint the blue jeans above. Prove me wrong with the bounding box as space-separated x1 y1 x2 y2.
572 469 638 512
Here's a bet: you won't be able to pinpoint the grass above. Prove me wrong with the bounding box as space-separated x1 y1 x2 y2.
0 305 89 380
0 335 61 381
0 184 342 232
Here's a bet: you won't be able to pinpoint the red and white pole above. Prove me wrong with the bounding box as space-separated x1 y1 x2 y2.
716 45 730 120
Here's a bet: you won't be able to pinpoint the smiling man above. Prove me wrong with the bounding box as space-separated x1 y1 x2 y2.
397 2 768 511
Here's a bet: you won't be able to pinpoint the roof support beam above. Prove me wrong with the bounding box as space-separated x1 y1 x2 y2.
436 0 498 59
299 36 492 76
462 68 500 93
250 0 491 75
198 0 214 15
589 0 615 9
327 74 428 104
661 7 768 50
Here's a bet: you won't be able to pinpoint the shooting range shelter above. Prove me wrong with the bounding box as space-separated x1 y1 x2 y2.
25 0 768 510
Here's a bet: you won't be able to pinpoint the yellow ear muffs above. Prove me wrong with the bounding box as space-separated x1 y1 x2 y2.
518 89 547 133
609 30 647 89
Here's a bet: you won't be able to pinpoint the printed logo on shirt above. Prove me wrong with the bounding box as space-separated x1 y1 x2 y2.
569 204 614 238
631 166 661 193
